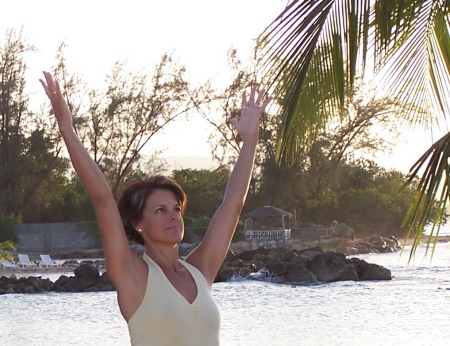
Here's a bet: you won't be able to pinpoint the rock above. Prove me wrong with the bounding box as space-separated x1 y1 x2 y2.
84 286 100 292
266 250 283 261
54 275 70 292
356 242 380 253
238 267 249 278
225 249 238 262
339 265 359 281
229 258 245 268
23 286 36 294
97 272 112 286
300 249 322 260
248 260 265 272
346 258 370 277
328 221 354 239
252 254 268 262
61 259 80 268
309 251 347 282
265 261 288 276
354 244 369 254
67 264 100 291
41 278 54 291
215 267 238 282
282 250 299 262
320 238 344 250
360 264 392 281
291 255 310 268
74 263 100 278
75 274 98 291
286 263 317 284
99 283 115 291
5 287 15 294
238 250 257 261
26 277 44 292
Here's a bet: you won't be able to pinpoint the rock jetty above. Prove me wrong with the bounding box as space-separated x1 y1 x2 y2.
212 235 397 284
0 262 114 295
0 235 397 294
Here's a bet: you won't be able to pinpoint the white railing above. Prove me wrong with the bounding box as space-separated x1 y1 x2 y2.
245 229 291 240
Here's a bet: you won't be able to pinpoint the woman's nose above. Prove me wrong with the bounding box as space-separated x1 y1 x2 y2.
170 210 180 220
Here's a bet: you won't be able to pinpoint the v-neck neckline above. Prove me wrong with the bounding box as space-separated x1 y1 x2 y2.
144 253 199 306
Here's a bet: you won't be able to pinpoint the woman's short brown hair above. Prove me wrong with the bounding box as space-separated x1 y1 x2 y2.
117 175 187 245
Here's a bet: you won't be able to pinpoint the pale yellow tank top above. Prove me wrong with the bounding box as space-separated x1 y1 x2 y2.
127 253 221 346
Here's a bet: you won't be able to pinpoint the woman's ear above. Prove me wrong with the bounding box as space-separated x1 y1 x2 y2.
133 223 142 233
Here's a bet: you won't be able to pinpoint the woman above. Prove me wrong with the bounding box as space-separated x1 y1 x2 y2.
40 71 271 345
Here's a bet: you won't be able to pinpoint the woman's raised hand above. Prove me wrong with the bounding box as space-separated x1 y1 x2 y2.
39 71 73 131
230 86 272 142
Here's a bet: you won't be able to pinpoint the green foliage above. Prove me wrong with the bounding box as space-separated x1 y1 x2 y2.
0 213 21 242
260 0 450 256
0 240 16 261
54 51 197 197
254 157 422 238
171 166 230 219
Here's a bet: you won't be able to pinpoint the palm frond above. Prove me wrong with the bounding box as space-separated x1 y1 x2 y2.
402 132 450 259
376 1 450 124
260 0 372 162
0 240 16 261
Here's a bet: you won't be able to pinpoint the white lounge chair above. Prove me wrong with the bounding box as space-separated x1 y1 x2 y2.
17 254 37 269
39 254 60 269
0 260 18 270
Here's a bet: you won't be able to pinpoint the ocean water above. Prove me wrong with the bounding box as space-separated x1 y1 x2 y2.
1 242 449 346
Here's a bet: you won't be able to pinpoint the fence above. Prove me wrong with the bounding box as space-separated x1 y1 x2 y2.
14 222 101 253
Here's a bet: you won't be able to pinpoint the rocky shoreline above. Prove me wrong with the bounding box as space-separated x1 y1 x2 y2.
214 234 397 284
0 235 404 294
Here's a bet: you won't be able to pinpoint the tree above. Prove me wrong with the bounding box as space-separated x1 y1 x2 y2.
0 29 66 220
50 52 196 197
171 166 230 219
260 0 450 253
198 49 282 204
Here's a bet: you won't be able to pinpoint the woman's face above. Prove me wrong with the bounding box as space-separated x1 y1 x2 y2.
136 188 184 245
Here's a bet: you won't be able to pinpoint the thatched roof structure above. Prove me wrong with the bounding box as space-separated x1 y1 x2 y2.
241 206 293 220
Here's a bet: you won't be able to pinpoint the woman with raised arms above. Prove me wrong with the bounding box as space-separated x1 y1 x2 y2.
40 71 271 345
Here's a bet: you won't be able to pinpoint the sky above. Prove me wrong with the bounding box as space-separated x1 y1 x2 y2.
1 0 448 173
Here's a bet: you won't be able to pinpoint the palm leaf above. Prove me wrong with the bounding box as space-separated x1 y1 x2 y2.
402 132 450 260
376 1 450 124
0 240 16 261
260 0 372 162
261 0 450 155
261 0 450 257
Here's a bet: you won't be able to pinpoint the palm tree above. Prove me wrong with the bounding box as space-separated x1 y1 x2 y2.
0 240 16 261
259 0 450 256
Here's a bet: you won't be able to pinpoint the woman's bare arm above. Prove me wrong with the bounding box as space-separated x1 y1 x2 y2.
40 72 138 283
187 86 272 285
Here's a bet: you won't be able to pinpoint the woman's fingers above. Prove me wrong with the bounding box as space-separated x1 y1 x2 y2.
241 86 271 110
39 79 50 97
255 89 265 107
241 90 247 108
248 85 256 106
261 95 273 110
